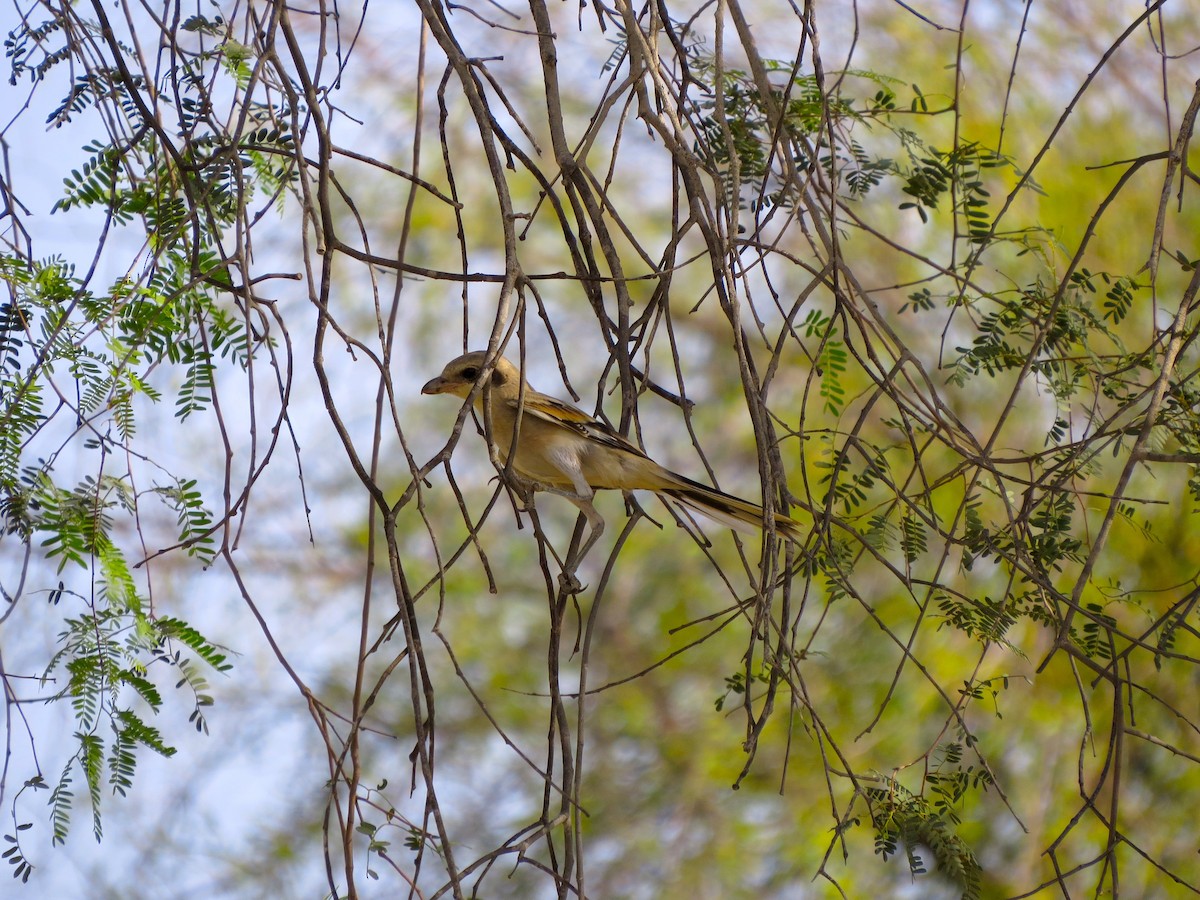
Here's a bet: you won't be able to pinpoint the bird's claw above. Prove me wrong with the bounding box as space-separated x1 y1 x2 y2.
558 571 587 595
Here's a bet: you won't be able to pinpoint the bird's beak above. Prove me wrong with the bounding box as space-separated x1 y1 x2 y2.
421 376 450 395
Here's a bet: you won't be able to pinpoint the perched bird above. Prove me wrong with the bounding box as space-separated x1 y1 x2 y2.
422 351 803 560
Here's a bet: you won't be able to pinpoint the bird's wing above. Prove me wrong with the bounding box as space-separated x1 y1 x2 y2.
504 392 803 541
507 393 653 461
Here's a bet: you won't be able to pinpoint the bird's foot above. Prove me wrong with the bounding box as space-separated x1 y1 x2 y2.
557 569 587 596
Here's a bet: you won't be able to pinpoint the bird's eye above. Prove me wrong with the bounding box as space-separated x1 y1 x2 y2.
460 366 478 381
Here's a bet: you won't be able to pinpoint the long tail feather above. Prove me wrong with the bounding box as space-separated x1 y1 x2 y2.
661 476 803 543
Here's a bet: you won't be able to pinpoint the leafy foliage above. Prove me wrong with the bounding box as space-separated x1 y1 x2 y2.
866 754 987 900
40 587 232 845
0 2 290 859
689 52 912 211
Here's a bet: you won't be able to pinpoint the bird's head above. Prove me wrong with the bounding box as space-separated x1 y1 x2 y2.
421 351 520 399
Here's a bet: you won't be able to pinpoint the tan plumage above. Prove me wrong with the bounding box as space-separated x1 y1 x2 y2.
422 351 803 549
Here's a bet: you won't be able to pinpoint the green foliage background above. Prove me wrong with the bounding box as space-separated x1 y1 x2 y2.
0 1 1198 898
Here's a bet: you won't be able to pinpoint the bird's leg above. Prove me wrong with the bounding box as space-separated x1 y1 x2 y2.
500 479 572 574
565 493 605 564
537 455 607 593
536 487 604 594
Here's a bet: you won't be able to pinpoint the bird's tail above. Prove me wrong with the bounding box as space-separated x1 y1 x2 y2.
660 474 804 544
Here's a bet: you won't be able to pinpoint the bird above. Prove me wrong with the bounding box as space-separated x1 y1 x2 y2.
422 350 803 569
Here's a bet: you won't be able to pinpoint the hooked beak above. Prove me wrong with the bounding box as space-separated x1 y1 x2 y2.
421 376 451 395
